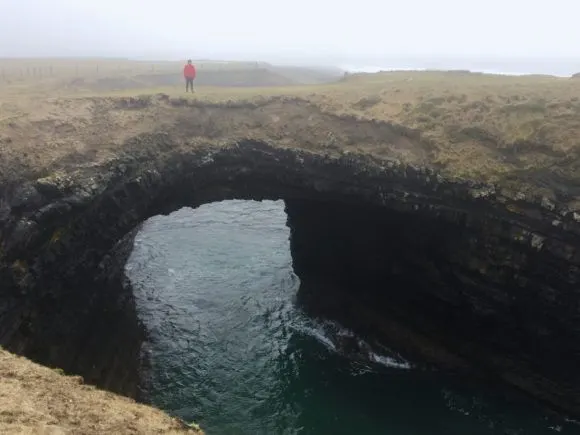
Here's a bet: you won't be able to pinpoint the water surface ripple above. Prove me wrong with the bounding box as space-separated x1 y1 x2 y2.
127 200 578 435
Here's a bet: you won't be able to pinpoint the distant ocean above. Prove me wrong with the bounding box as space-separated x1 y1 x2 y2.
338 58 580 77
340 65 531 76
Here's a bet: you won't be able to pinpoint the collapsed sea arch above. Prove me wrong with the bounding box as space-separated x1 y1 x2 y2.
0 94 579 417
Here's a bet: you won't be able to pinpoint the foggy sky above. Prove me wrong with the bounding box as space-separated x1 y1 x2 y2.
1 0 579 61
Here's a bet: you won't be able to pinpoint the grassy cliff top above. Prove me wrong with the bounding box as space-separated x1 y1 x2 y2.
2 65 580 205
0 348 202 434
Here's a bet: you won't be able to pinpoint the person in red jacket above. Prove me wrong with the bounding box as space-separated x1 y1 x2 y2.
183 59 197 93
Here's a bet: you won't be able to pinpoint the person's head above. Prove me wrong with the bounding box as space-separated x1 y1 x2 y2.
187 59 192 65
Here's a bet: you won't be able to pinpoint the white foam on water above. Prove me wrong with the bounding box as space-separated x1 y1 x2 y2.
369 352 412 370
297 324 337 352
296 318 412 370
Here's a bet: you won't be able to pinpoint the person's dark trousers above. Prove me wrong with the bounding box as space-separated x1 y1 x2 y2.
186 78 194 92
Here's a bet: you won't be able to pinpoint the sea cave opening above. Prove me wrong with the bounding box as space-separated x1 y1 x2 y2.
1 143 578 431
121 199 573 435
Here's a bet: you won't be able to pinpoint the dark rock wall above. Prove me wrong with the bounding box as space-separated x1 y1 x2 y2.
0 139 579 415
286 197 580 414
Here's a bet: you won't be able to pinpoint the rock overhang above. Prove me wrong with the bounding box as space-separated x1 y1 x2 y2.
0 97 579 418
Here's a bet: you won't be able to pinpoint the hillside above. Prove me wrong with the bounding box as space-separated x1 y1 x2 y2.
2 69 580 205
0 348 202 434
0 58 343 92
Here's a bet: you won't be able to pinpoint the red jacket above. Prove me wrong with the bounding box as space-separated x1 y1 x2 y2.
184 64 196 79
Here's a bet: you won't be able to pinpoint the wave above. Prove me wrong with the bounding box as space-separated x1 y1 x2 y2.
295 317 412 370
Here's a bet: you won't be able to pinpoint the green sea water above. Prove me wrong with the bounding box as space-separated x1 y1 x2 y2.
126 200 579 435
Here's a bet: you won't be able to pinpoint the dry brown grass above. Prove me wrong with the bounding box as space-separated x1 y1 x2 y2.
0 58 340 96
77 70 580 172
2 61 580 202
0 58 265 83
316 71 580 186
178 70 580 191
0 348 202 434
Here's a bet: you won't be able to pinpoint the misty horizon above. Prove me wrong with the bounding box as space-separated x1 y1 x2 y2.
3 1 580 57
2 0 580 76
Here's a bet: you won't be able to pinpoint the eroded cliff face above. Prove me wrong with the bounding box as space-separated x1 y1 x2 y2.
0 139 579 417
287 197 580 415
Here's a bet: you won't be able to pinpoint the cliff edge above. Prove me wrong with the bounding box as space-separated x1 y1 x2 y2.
2 70 580 426
0 348 202 434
